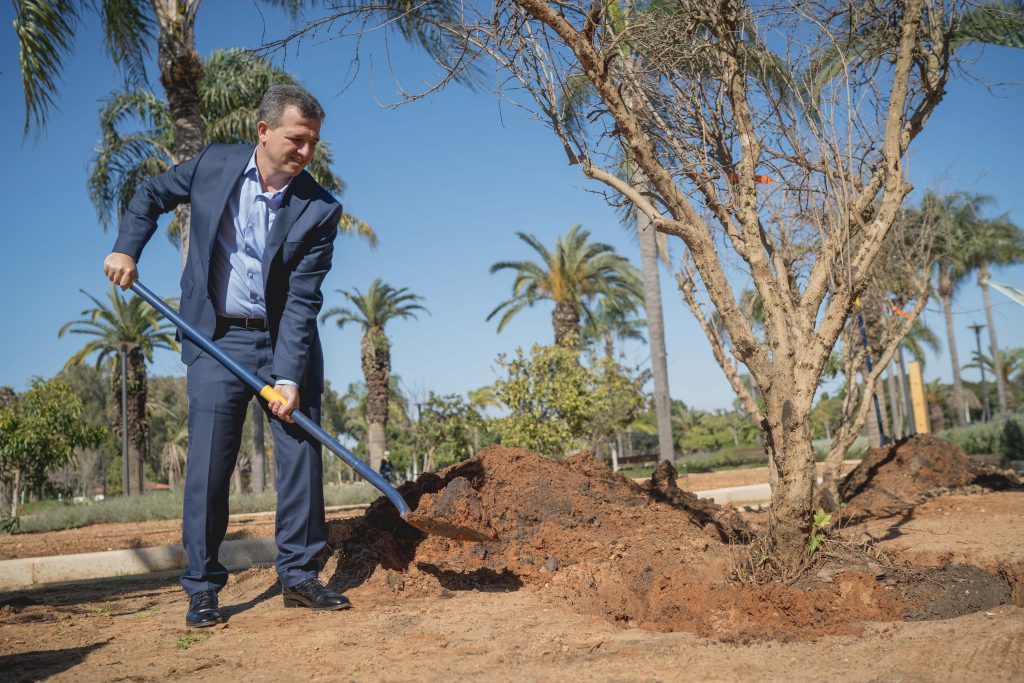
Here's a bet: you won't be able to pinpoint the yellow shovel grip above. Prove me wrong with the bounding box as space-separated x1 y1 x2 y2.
260 385 287 404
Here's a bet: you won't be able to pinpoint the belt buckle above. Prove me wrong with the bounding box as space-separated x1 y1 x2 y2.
245 318 263 330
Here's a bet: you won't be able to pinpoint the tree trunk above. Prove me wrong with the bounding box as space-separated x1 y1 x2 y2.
113 349 150 496
886 363 902 439
864 378 890 448
10 469 20 518
552 300 581 346
362 328 390 473
763 391 816 572
232 460 243 495
250 398 266 494
940 288 968 426
637 206 675 464
366 422 387 475
979 264 1009 415
896 347 914 434
154 1 205 269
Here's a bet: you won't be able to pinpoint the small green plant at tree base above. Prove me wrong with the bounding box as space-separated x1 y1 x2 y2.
175 632 209 650
808 508 832 556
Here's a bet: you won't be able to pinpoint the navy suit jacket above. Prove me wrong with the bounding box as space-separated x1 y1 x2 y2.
113 143 342 391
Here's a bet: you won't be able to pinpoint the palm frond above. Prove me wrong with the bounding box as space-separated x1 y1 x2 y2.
13 0 83 136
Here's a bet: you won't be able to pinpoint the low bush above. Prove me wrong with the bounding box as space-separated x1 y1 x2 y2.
938 415 1024 463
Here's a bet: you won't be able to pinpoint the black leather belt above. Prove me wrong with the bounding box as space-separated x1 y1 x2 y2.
218 316 267 330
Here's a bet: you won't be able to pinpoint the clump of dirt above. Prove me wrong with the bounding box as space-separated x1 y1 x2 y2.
406 476 498 542
638 460 753 543
841 434 1023 518
306 445 1011 641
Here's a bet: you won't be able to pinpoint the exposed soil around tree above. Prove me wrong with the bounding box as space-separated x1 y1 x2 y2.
289 445 1014 642
841 434 1023 518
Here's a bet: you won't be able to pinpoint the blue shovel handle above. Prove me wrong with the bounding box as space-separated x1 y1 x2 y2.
130 281 412 521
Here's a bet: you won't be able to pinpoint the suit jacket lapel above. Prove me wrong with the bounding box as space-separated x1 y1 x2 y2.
262 174 311 288
207 146 253 260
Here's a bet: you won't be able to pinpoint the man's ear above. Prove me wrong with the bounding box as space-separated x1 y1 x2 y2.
257 120 269 139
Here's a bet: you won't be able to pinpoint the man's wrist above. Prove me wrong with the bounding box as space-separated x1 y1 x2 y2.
275 379 298 388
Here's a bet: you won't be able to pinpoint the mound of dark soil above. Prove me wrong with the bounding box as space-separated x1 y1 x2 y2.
306 446 1011 641
841 434 1023 517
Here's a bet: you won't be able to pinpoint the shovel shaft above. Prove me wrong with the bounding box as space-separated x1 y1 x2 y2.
130 281 412 520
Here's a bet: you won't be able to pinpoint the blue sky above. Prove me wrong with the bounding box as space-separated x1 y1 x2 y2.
2 4 1023 411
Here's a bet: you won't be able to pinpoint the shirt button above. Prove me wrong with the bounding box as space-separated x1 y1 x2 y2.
248 273 254 279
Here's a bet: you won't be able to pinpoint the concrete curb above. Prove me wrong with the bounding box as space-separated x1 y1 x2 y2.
0 538 277 592
695 483 771 506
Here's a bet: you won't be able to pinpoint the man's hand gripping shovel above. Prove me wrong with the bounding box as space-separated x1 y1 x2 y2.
130 281 496 543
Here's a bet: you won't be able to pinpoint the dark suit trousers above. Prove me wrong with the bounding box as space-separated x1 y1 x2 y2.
180 323 326 595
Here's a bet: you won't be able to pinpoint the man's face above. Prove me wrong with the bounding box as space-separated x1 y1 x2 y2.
257 105 322 178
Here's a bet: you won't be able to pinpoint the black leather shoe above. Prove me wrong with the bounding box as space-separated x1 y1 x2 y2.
185 590 222 628
282 578 351 611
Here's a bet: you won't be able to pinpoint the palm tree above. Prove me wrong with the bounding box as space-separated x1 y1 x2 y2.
916 191 1021 425
582 298 646 359
16 0 480 262
59 286 177 495
161 424 188 492
488 225 643 347
15 0 203 262
964 347 1024 408
969 213 1024 414
88 48 375 248
321 280 427 472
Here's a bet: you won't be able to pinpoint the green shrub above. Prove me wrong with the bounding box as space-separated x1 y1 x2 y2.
1001 419 1024 463
939 420 1004 455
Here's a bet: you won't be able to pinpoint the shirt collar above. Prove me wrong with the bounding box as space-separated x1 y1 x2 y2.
246 148 292 200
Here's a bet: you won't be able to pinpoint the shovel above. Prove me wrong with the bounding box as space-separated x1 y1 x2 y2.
130 281 495 543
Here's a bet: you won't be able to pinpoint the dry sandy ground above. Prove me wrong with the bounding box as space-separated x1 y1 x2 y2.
1 491 1022 682
2 574 1022 682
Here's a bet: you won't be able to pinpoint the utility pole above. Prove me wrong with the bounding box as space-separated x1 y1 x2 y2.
968 323 990 422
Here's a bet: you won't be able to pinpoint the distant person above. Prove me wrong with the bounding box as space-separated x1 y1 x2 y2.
380 451 395 484
104 84 351 628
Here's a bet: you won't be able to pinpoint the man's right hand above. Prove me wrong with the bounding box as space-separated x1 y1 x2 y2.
104 252 138 290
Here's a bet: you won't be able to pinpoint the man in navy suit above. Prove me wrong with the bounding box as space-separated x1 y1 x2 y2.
104 85 350 627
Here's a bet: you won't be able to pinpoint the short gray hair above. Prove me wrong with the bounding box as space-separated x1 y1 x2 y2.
259 84 325 127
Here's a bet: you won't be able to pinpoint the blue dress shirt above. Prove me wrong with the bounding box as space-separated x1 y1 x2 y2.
209 148 296 386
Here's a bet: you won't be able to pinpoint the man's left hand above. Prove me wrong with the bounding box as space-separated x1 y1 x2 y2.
270 384 300 423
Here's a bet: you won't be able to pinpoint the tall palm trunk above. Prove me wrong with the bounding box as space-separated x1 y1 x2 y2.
154 1 205 267
362 327 390 473
896 345 915 434
938 268 968 426
552 301 581 346
113 349 149 495
637 207 675 464
979 263 1009 414
886 363 902 439
251 398 266 493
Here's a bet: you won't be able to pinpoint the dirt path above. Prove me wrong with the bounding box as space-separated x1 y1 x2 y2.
2 573 1021 682
0 508 366 561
